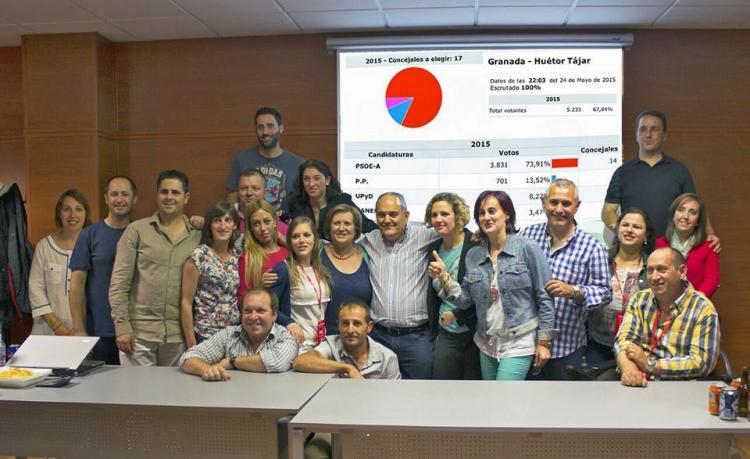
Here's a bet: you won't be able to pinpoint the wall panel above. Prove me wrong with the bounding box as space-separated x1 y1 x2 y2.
1 28 748 365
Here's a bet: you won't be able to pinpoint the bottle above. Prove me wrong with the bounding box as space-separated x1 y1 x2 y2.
738 367 749 417
0 329 6 367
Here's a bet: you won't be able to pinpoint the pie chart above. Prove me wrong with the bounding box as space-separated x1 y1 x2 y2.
385 67 442 128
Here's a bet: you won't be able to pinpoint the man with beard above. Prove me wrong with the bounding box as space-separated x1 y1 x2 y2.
293 300 401 379
226 107 304 212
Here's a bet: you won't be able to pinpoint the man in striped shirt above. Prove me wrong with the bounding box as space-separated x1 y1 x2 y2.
614 247 720 387
361 192 440 379
179 287 298 381
522 179 611 380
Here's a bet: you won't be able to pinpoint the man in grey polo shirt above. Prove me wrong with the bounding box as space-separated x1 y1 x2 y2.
601 110 720 249
180 287 298 381
294 300 401 379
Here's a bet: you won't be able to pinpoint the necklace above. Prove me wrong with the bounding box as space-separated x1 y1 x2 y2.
330 246 355 260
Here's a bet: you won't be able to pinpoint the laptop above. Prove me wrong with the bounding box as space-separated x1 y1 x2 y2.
8 335 104 376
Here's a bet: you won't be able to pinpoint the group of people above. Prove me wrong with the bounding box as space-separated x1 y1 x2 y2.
27 107 722 389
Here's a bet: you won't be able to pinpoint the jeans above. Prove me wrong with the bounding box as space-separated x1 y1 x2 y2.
479 352 534 380
584 337 615 366
527 345 585 380
91 336 120 365
371 325 434 379
432 329 481 380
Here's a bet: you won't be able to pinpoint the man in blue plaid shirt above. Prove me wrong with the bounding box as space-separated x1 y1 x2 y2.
522 179 611 380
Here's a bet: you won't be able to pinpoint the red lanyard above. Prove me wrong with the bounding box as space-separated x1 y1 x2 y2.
299 266 323 310
612 259 641 306
649 308 673 355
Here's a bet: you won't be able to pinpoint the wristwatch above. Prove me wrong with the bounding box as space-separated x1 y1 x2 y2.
572 285 583 299
229 357 237 369
646 356 657 374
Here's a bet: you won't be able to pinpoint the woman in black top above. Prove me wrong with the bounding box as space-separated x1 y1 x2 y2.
287 159 377 239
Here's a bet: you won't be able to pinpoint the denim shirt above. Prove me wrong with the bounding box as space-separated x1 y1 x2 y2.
442 233 558 341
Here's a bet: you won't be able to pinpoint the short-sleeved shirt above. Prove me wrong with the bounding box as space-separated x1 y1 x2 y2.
314 335 401 379
188 244 241 339
225 148 305 211
69 221 125 337
604 153 696 237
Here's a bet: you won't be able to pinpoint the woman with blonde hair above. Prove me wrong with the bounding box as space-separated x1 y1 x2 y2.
424 192 480 380
237 200 288 304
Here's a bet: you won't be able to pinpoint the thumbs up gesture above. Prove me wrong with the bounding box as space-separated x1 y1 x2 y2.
428 250 450 285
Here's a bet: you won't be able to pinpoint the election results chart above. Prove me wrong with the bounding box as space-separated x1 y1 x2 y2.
338 48 623 237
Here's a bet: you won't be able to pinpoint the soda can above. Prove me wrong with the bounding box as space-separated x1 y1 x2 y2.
709 383 725 415
720 387 739 421
6 344 19 359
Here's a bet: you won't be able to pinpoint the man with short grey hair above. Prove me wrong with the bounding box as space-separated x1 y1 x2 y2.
360 192 439 379
522 179 611 380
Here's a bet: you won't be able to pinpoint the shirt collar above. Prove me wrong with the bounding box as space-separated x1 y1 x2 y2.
337 336 382 369
651 280 691 316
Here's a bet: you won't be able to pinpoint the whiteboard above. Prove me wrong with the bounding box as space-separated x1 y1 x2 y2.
337 47 623 239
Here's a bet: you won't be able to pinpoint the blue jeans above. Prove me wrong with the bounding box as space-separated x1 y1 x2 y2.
479 352 533 380
584 338 615 367
371 325 434 379
527 346 585 381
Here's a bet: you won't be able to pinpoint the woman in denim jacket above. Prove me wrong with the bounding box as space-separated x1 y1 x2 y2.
429 190 557 380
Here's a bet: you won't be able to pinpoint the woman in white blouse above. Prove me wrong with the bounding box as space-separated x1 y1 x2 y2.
29 189 91 335
269 217 332 353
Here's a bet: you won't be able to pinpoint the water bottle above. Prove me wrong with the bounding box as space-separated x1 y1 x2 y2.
0 329 6 366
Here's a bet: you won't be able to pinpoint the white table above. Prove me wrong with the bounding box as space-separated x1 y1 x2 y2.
0 366 332 458
289 379 750 459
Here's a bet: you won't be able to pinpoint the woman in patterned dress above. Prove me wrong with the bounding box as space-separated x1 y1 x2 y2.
180 202 241 348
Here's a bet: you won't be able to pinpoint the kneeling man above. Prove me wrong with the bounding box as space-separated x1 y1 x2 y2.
614 247 720 387
179 287 298 381
294 300 401 379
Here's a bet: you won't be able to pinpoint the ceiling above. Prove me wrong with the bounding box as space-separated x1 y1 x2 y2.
0 0 748 47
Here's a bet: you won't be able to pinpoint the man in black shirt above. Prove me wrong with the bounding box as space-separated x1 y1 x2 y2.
601 110 720 250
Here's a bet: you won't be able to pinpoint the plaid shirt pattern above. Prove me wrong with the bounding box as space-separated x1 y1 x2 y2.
522 223 611 358
614 284 720 379
178 323 298 373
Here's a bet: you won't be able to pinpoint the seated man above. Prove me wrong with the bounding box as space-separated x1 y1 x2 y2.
614 247 720 387
179 287 298 381
294 300 401 379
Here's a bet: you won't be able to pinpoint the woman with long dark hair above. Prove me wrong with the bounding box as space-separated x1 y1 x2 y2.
287 159 376 238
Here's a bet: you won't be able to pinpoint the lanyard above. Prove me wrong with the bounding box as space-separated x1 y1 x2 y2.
611 259 641 306
649 307 673 355
299 266 323 310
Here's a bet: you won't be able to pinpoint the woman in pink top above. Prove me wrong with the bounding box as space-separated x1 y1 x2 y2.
237 200 288 304
655 193 719 297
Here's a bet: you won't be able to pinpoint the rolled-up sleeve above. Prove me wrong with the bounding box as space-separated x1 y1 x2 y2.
581 242 612 311
109 225 139 336
178 329 230 368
